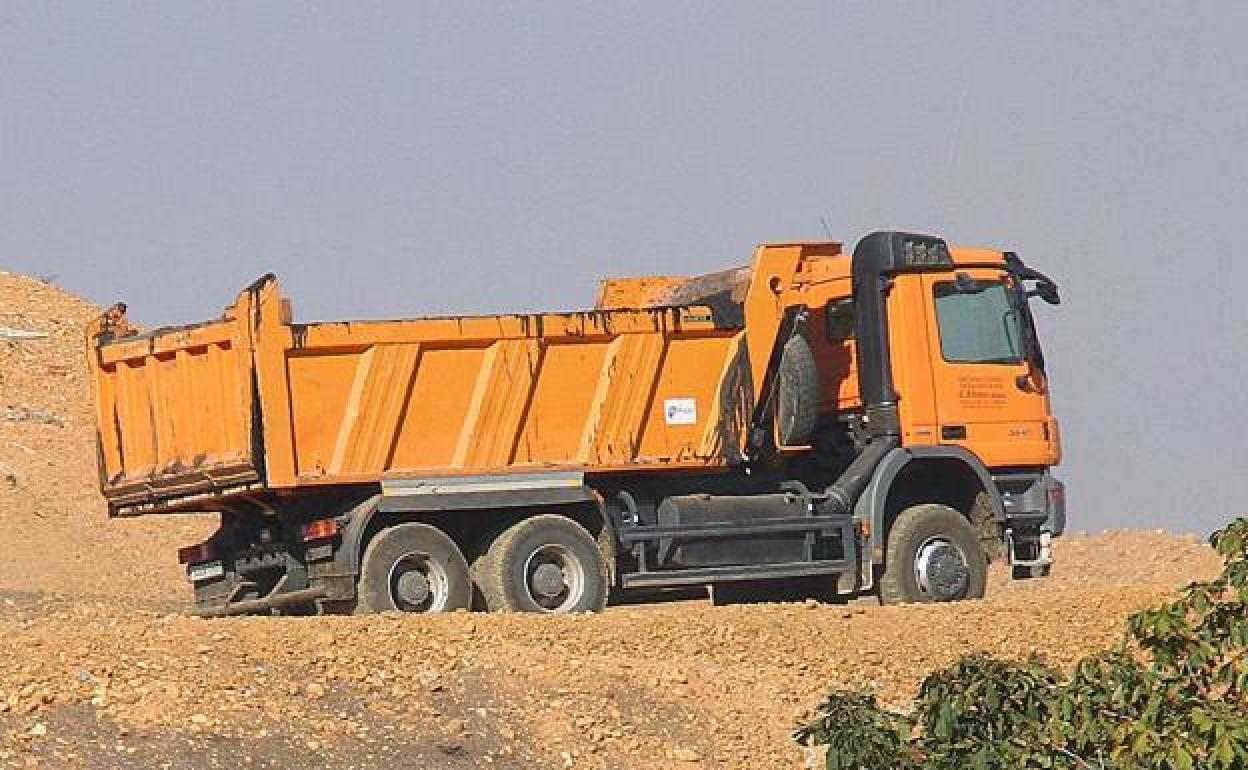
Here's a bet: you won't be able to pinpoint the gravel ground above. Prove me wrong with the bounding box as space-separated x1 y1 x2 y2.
0 271 1230 768
0 569 1219 769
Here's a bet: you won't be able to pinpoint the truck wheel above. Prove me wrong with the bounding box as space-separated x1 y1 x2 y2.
775 335 819 446
355 523 472 614
472 515 608 614
878 504 987 605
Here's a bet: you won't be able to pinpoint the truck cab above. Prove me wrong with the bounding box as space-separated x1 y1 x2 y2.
792 235 1064 593
597 231 1064 604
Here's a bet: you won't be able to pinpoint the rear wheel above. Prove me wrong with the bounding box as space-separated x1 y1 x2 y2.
355 522 473 614
878 504 987 605
472 515 608 613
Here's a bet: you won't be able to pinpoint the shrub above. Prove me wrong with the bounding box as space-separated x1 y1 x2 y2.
796 518 1248 769
793 691 919 770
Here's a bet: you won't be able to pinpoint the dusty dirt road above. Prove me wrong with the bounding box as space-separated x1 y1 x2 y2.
0 271 1227 768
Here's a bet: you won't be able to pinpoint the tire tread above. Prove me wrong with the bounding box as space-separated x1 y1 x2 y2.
472 514 608 613
878 503 987 605
355 522 472 614
776 336 820 446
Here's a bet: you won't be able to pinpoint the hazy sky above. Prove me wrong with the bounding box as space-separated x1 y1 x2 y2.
3 3 1246 535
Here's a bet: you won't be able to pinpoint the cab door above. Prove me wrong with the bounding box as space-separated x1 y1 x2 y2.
920 269 1058 468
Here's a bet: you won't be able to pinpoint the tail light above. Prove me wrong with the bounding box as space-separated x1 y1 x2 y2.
302 518 340 542
177 541 218 565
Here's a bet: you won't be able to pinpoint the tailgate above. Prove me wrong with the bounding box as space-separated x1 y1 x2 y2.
87 278 273 514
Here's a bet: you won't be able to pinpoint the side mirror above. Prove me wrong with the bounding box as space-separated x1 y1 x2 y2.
1029 282 1060 306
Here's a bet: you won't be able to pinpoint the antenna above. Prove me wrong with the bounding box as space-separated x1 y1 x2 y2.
940 78 970 220
818 215 834 241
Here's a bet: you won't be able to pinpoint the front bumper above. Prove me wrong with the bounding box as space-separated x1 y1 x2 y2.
996 470 1065 569
999 471 1065 536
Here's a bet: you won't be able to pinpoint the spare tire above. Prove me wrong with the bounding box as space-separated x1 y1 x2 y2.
775 335 820 446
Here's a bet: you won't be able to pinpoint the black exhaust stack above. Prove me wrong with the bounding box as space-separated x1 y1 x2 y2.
818 231 952 514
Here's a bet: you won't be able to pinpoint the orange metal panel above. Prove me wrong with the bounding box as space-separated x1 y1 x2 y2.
276 322 750 480
514 341 611 464
249 277 298 487
326 344 421 475
886 274 941 442
743 244 805 404
450 338 544 468
114 359 154 476
288 308 718 348
89 358 121 482
389 346 489 469
287 349 368 478
87 283 263 514
696 332 752 461
594 276 687 310
579 333 667 464
636 334 742 461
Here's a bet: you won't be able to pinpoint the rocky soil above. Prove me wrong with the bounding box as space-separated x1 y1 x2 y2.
0 270 1229 768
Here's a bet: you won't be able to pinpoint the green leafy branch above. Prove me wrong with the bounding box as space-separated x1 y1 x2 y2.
796 518 1248 769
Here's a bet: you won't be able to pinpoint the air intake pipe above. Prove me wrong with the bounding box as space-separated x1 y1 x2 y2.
818 434 900 515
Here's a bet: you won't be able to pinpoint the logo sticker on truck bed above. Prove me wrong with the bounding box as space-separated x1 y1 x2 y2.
664 398 697 425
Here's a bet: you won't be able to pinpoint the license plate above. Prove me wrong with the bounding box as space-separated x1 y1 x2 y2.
188 561 225 583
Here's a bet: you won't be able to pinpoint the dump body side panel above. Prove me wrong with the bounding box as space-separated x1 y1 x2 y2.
270 309 752 484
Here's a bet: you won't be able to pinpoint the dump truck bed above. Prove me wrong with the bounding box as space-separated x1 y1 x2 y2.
89 243 840 515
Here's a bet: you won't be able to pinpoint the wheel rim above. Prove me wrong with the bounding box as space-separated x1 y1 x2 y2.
387 550 450 612
913 536 970 601
522 543 585 613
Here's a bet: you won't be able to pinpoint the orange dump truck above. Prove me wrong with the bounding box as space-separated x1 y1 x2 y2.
87 231 1065 616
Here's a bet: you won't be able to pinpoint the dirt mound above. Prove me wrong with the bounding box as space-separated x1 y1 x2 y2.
989 527 1222 597
0 271 213 604
0 270 1230 767
0 573 1213 769
1017 528 1219 588
0 271 99 513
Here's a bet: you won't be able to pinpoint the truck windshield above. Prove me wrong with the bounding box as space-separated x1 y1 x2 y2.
933 280 1024 364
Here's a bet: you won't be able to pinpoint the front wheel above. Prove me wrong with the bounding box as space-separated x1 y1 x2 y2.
472 515 608 614
355 522 473 614
878 504 987 605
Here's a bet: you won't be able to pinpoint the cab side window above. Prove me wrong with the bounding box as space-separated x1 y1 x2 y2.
825 298 855 342
932 281 1024 364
